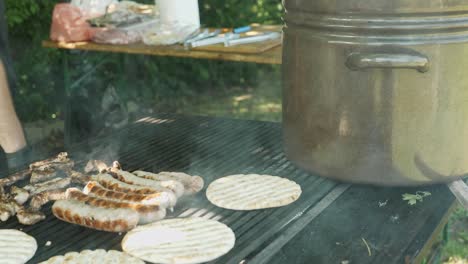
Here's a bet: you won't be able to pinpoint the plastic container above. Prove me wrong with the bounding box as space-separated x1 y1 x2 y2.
156 0 200 28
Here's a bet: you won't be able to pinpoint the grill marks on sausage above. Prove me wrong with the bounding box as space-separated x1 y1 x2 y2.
93 174 158 194
83 181 166 205
52 200 139 232
54 206 133 232
108 171 128 183
90 174 177 209
94 186 127 201
133 171 204 195
108 170 185 198
67 189 161 214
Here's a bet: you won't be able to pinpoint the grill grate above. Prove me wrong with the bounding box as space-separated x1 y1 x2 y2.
3 115 348 263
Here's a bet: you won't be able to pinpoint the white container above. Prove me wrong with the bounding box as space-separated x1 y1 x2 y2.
71 0 117 17
156 0 200 28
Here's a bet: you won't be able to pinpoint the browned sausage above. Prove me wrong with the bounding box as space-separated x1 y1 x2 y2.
52 199 139 232
67 188 166 224
133 171 204 195
83 181 175 209
108 169 185 198
91 174 178 209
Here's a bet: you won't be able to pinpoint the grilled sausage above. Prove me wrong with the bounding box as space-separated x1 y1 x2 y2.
67 188 166 224
133 171 204 195
108 170 185 198
52 199 139 232
91 174 177 208
83 181 174 209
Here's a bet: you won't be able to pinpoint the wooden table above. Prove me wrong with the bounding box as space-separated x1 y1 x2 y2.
42 41 282 65
43 25 283 145
42 25 283 65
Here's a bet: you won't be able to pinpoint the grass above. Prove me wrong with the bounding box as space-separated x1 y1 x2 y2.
151 70 282 122
441 206 468 264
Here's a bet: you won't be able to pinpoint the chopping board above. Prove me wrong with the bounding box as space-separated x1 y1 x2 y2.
191 25 283 54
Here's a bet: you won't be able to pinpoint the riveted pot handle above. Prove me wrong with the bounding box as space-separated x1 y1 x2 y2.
346 53 429 73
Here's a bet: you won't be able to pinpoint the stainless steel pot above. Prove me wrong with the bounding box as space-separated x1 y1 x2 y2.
282 0 468 185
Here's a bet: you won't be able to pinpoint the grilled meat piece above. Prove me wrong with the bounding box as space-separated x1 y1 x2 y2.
52 199 139 232
30 169 59 185
108 169 185 198
133 171 204 195
112 161 122 170
29 153 74 184
24 177 72 196
83 181 175 209
0 197 21 222
0 169 30 187
16 208 46 225
29 152 71 171
29 189 68 211
10 186 29 205
69 170 91 185
67 188 166 224
90 174 177 209
84 160 109 174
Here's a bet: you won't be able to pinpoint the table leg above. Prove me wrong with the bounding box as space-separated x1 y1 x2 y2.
63 52 72 148
62 51 110 148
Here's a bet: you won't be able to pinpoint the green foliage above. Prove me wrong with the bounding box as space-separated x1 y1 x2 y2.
5 0 283 122
5 0 57 39
199 0 283 27
438 206 468 263
5 0 40 27
402 191 431 205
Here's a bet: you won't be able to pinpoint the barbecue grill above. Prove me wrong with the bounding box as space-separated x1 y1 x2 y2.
1 115 455 263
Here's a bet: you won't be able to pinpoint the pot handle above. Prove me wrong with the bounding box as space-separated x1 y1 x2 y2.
346 52 429 73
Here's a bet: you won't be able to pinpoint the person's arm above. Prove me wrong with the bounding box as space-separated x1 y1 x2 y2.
0 60 26 154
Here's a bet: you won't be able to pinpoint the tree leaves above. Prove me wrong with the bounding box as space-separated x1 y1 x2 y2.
402 191 432 205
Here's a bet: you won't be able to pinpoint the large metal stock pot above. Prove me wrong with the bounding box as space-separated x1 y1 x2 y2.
282 0 468 185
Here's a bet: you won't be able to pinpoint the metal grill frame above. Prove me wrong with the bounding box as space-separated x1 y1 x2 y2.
0 115 455 264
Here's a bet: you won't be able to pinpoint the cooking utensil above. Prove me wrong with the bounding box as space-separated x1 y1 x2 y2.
184 29 221 47
233 26 252 34
225 32 281 47
282 0 468 186
190 33 239 48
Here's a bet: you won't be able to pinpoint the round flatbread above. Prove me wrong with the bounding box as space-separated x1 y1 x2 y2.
39 249 144 264
0 229 37 264
122 218 235 264
206 174 302 210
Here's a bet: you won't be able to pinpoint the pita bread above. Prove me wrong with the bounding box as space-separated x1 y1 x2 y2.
122 217 235 264
0 229 37 264
39 249 144 264
206 174 302 210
